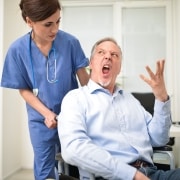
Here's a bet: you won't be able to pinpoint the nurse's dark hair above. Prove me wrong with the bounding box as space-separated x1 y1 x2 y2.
19 0 61 22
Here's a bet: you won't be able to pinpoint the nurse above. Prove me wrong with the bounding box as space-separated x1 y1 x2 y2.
0 0 89 179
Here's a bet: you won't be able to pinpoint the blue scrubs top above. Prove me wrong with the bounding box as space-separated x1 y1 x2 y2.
1 30 89 147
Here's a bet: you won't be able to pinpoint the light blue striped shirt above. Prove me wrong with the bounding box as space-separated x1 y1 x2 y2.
58 79 171 180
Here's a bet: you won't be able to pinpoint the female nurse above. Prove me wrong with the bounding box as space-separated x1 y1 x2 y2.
0 0 89 179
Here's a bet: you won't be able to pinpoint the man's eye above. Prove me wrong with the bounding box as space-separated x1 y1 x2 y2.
111 53 118 58
98 50 105 55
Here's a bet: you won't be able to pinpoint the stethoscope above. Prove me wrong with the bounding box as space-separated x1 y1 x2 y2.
28 32 58 96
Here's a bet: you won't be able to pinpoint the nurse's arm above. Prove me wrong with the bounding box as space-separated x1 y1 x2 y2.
76 67 89 86
19 89 57 129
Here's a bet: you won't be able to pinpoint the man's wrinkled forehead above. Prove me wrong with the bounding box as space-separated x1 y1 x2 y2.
95 41 122 57
90 38 122 59
97 41 119 50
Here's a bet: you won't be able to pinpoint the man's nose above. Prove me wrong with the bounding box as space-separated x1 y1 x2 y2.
104 52 111 60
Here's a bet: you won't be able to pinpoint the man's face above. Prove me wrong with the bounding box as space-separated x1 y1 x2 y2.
90 41 122 90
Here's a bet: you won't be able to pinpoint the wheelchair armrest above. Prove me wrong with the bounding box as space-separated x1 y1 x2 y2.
153 145 173 151
153 137 175 152
153 145 175 169
166 137 175 146
55 152 64 162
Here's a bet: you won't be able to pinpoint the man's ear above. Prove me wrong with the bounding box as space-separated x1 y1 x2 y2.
89 60 92 70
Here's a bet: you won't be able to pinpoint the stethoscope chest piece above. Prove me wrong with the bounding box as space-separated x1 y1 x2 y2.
33 88 39 96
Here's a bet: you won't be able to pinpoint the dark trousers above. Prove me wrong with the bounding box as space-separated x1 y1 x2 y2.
69 165 79 178
59 165 79 180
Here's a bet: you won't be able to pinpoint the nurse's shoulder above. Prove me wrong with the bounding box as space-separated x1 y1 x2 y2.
6 32 30 54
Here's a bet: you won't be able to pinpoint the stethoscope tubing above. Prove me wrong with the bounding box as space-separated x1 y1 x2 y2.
28 31 57 96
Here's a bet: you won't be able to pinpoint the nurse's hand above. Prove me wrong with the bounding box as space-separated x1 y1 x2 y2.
19 89 58 128
44 114 57 129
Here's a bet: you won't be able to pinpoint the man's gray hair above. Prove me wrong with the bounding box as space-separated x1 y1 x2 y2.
90 37 122 59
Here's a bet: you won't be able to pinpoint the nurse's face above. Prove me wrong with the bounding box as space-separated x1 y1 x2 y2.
26 10 61 43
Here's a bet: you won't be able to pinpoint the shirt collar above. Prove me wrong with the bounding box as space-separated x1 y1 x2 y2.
87 79 123 95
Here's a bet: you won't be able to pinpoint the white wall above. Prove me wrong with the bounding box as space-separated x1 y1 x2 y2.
1 0 33 179
171 0 180 167
173 0 180 124
0 0 4 179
